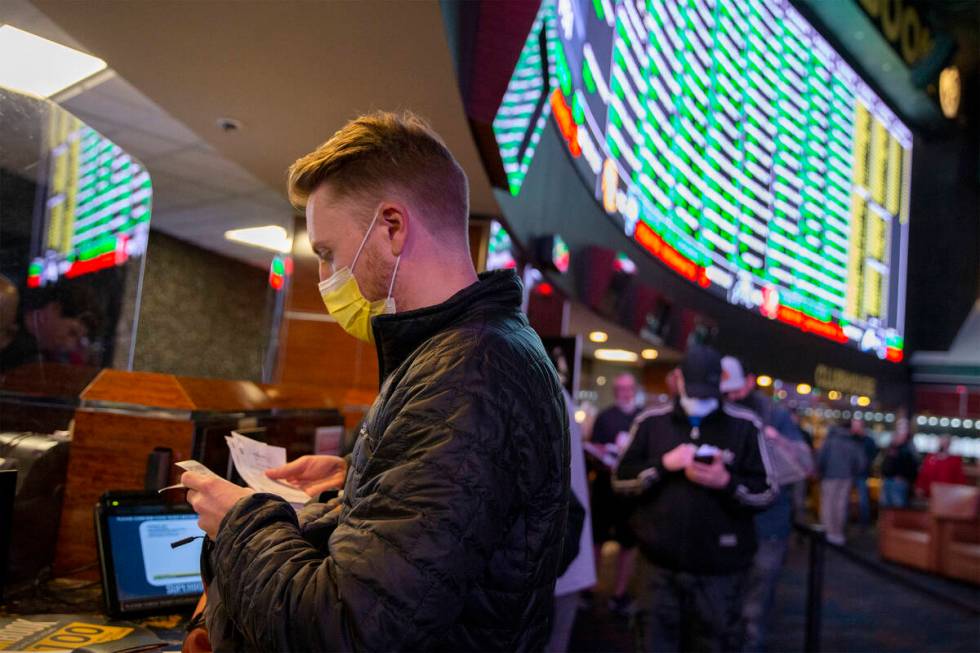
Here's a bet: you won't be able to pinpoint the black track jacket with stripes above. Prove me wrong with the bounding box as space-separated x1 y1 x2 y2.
613 400 777 574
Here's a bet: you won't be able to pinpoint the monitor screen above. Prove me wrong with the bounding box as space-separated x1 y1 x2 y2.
105 509 204 612
493 0 912 362
28 110 152 288
486 220 518 271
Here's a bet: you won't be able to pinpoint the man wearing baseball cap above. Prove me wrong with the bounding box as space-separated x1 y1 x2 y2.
613 344 776 651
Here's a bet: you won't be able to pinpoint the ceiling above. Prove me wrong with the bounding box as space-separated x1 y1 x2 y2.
1 0 306 267
29 0 499 267
564 299 680 366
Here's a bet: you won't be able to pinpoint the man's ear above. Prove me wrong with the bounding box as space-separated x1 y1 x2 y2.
381 204 409 257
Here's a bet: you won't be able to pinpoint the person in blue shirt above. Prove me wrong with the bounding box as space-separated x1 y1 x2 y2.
721 357 813 652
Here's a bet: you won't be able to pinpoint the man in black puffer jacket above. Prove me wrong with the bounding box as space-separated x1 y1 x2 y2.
181 112 569 651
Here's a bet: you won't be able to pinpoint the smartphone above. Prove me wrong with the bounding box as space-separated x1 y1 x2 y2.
694 444 719 464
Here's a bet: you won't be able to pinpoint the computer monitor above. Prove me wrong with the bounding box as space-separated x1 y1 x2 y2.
94 492 204 617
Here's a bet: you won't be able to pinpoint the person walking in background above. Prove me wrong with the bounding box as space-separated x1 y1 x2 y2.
720 357 813 653
614 345 776 651
818 421 867 545
880 419 918 508
916 434 968 498
586 372 641 616
852 418 878 526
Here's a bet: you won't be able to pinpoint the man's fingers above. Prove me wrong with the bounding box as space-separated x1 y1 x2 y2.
265 456 308 479
181 471 210 490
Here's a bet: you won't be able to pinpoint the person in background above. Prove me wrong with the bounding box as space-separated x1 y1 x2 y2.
790 409 815 523
818 421 866 545
547 387 597 653
880 419 918 508
614 345 776 651
1 281 102 370
721 357 813 653
852 418 878 526
915 435 968 497
586 372 641 616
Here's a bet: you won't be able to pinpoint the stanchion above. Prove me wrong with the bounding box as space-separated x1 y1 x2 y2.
803 524 826 653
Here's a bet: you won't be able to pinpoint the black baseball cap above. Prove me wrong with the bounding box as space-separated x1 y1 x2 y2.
681 344 722 399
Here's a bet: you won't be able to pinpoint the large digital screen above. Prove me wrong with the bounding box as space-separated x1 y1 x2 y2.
493 0 912 362
27 109 152 288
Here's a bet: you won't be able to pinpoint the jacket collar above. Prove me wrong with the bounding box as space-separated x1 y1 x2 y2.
371 269 524 385
671 397 723 426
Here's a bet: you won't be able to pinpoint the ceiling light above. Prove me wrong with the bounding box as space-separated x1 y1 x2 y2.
224 225 292 253
641 348 659 360
574 409 586 423
939 66 960 119
796 383 812 395
596 376 607 386
0 25 107 97
756 375 773 387
594 348 639 363
828 390 841 400
856 396 871 407
588 331 608 343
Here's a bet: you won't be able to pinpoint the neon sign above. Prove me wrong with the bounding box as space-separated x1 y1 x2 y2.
493 0 911 362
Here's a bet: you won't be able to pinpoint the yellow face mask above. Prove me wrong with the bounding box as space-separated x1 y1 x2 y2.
318 209 400 344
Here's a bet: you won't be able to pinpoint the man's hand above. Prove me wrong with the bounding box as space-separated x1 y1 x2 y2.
265 455 348 497
662 443 696 471
182 471 255 539
685 455 732 489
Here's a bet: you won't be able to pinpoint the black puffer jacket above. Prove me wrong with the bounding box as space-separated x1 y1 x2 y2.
204 270 570 652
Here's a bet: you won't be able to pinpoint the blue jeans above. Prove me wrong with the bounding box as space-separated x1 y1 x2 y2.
855 477 871 524
743 537 790 652
643 565 747 652
881 478 910 508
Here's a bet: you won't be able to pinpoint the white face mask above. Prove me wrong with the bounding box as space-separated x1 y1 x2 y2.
679 392 719 418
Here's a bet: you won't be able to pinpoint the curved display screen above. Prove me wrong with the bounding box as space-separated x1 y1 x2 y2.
493 0 912 362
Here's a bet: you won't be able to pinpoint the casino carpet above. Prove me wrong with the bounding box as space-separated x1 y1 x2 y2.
569 530 980 652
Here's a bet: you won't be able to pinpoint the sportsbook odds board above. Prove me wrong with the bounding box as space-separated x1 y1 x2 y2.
493 0 911 362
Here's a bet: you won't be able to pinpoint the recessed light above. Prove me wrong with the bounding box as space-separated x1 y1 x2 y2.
589 331 608 343
224 225 292 253
641 348 659 360
756 375 773 387
796 383 812 395
0 25 107 97
594 348 639 363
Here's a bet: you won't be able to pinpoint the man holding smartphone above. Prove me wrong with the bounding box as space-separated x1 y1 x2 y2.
613 345 776 651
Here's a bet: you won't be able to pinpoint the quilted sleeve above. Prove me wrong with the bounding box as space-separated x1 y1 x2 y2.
209 349 525 651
